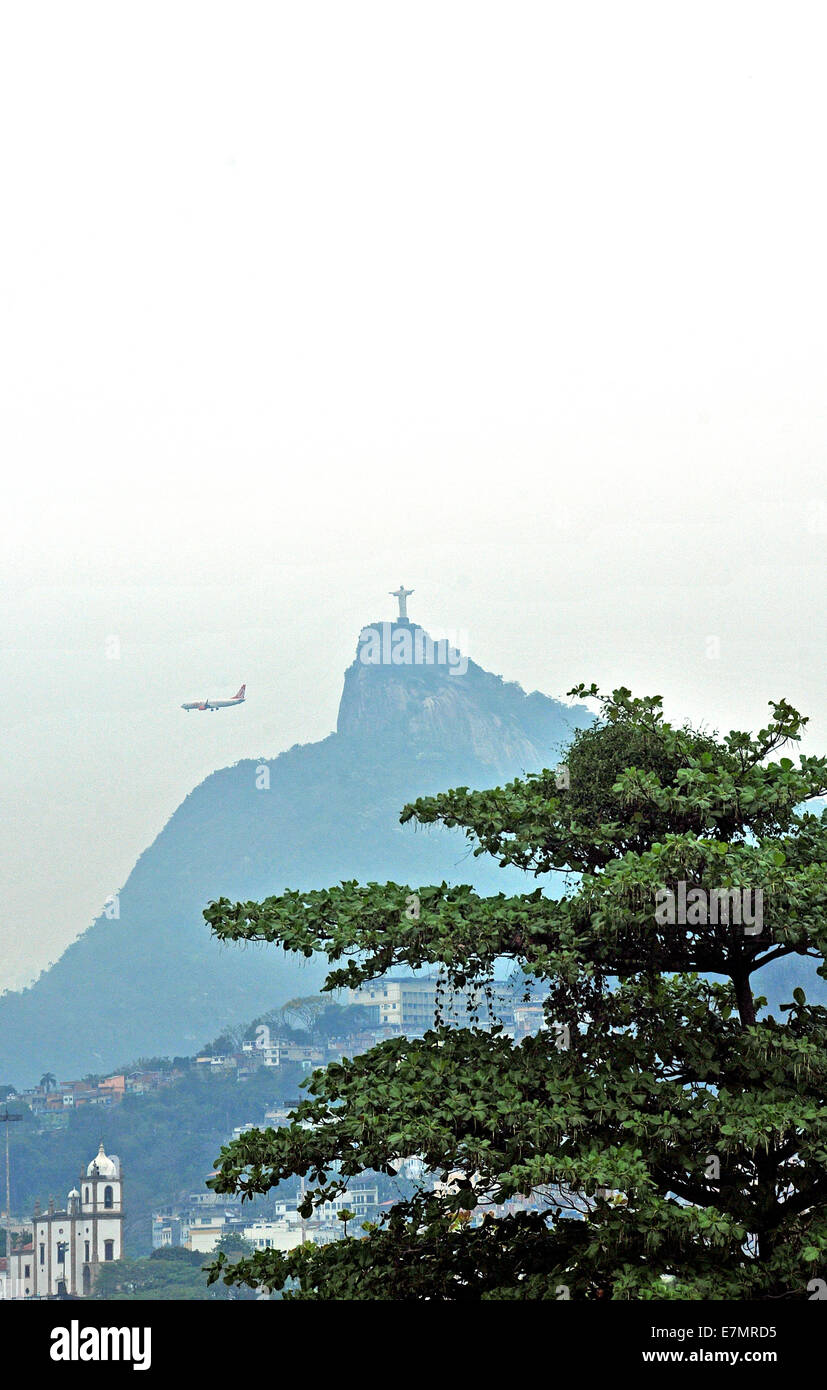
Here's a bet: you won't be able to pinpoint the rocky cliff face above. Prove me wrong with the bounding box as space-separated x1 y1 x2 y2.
0 621 591 1087
337 620 587 778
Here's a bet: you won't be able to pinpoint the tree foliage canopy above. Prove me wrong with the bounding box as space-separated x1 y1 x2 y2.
203 688 827 1299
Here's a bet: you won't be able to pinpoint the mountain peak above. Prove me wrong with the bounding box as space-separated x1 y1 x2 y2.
337 616 589 777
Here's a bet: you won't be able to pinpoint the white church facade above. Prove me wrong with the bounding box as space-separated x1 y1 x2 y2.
1 1142 123 1299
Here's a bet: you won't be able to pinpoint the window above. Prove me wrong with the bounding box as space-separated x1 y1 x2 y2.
24 1264 30 1278
103 1185 114 1209
85 1241 90 1262
104 1241 114 1261
85 1188 90 1203
39 1245 45 1265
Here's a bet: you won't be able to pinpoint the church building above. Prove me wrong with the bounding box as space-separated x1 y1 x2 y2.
3 1142 123 1298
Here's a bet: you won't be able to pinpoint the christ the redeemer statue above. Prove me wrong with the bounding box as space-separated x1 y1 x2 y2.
390 584 414 621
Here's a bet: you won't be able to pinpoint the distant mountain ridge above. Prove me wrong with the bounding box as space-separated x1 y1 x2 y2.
0 618 591 1087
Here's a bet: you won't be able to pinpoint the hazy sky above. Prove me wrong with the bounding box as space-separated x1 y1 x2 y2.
1 3 825 991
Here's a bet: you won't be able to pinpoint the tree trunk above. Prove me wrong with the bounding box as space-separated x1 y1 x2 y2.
733 971 756 1027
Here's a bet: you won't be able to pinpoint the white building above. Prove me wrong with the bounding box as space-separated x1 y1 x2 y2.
0 1246 34 1300
1 1142 124 1299
184 1211 247 1253
242 1218 340 1252
348 977 485 1032
391 1154 428 1182
318 1185 379 1224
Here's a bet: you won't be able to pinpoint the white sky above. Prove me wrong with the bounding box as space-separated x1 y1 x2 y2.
1 2 825 990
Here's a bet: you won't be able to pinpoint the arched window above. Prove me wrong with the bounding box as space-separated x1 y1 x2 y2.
104 1185 114 1209
84 1187 90 1203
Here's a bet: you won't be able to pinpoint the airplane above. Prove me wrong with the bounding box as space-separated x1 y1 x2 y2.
181 684 246 712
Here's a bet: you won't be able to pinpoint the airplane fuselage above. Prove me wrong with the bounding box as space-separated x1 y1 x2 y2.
181 685 246 712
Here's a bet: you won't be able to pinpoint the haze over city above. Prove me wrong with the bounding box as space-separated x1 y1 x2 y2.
2 2 825 991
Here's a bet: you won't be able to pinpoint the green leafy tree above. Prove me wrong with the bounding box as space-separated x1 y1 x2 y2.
93 1248 256 1300
198 1031 242 1057
314 1003 372 1039
279 997 327 1037
337 1208 356 1238
212 1232 255 1259
39 1073 56 1094
203 688 827 1300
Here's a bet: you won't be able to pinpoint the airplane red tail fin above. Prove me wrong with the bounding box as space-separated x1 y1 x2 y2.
234 684 246 700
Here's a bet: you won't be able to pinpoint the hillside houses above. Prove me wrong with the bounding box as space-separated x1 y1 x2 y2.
14 1069 185 1122
6 977 553 1143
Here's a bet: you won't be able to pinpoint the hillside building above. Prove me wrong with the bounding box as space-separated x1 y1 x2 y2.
348 976 490 1033
0 1142 123 1299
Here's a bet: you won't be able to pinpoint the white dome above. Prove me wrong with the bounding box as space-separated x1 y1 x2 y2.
68 1187 80 1199
87 1142 118 1178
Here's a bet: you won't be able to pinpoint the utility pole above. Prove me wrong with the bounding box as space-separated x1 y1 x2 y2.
1 1109 23 1295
